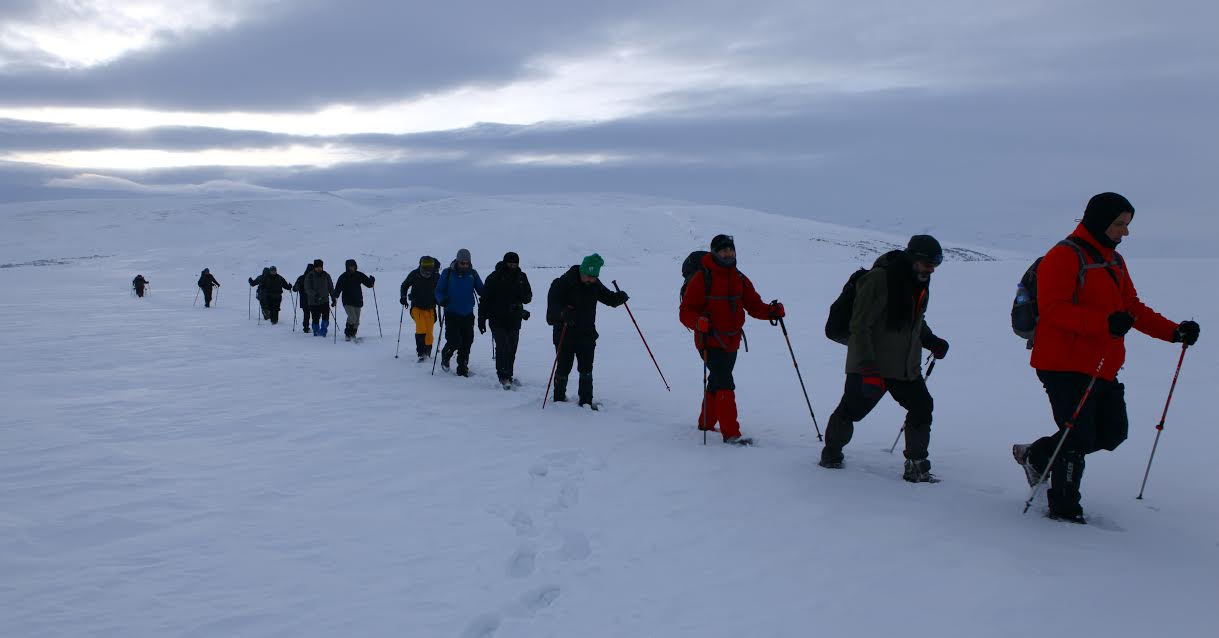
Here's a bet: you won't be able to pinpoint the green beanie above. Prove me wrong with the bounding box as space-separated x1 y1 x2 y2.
579 253 604 278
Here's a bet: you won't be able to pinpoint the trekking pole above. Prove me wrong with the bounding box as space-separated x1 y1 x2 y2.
543 323 569 409
291 292 297 331
394 304 405 358
1136 344 1189 500
214 285 219 307
372 285 383 338
701 346 709 446
248 286 252 320
611 281 670 391
1023 353 1108 514
333 303 339 343
431 309 446 375
773 311 823 442
888 355 935 453
194 288 200 307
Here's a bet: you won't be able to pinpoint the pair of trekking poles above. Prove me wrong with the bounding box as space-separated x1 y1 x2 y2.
1020 342 1191 512
194 285 218 307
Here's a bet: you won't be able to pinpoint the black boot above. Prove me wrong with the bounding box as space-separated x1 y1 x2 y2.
1047 450 1086 523
902 458 935 483
819 446 844 469
552 375 568 402
577 372 594 406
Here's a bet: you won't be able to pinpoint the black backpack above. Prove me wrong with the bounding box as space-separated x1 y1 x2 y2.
825 268 870 345
680 251 709 300
1011 237 1124 348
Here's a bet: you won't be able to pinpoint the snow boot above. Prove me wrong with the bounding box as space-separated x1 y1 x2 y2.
578 400 601 411
311 321 321 336
1046 510 1088 525
819 447 844 469
1012 443 1043 488
902 459 935 483
724 435 753 446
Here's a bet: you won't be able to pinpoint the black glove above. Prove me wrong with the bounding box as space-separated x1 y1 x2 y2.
1174 320 1200 346
560 306 577 326
478 317 487 334
617 291 630 304
248 277 255 285
1108 311 1136 337
924 335 949 359
369 276 376 286
400 297 409 306
521 309 531 321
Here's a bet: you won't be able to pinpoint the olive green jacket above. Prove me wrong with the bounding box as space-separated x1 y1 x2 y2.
845 255 935 380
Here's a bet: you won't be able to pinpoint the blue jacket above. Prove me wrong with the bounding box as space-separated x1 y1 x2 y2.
435 264 484 316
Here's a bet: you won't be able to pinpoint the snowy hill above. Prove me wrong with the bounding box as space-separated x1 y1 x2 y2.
1 191 1215 637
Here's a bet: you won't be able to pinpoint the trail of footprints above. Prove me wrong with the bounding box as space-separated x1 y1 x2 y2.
462 450 603 637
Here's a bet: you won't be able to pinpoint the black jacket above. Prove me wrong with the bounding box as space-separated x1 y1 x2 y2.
400 268 438 310
479 261 533 331
198 272 220 289
546 265 626 343
292 268 311 308
333 271 374 307
252 273 291 300
132 276 148 288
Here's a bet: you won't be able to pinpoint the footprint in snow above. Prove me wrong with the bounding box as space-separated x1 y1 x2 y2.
507 545 537 578
459 613 501 638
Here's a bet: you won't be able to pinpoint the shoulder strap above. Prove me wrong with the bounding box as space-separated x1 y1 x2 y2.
1061 237 1122 292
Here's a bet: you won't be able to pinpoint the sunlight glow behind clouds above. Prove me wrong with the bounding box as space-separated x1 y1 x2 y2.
3 145 412 170
0 0 244 69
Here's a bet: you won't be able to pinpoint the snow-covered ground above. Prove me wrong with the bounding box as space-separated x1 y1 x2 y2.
1 191 1216 637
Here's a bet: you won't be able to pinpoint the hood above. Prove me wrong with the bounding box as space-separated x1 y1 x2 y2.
345 258 357 270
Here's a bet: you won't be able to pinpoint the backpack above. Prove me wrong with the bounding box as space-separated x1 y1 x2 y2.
825 268 870 345
680 251 709 300
1011 237 1124 348
546 273 568 326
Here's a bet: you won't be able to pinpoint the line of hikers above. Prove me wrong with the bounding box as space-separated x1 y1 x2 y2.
150 192 1200 524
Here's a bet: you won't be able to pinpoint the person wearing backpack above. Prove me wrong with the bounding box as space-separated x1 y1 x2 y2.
435 249 484 376
545 253 629 408
332 258 375 341
401 256 440 361
820 235 950 482
1012 192 1201 523
132 274 149 297
197 268 220 307
479 251 533 388
679 234 784 445
249 266 291 324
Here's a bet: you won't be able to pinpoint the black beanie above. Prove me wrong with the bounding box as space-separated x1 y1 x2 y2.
345 258 357 270
503 251 520 264
314 259 323 268
710 234 735 252
906 235 943 262
1082 192 1134 246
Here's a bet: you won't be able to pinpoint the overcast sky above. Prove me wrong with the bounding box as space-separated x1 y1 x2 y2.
1 0 1216 251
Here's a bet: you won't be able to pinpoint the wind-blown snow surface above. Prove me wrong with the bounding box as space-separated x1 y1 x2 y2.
1 192 1216 638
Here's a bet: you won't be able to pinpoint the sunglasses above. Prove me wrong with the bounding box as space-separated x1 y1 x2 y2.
914 253 944 266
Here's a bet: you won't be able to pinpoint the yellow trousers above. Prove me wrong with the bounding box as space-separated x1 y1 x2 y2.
411 307 436 346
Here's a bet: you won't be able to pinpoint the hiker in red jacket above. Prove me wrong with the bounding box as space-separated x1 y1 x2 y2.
1013 192 1201 523
679 234 784 445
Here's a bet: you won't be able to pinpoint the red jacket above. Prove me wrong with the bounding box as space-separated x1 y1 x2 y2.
679 253 772 351
1030 224 1177 380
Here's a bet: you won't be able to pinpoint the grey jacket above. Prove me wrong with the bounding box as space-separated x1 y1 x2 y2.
303 270 335 308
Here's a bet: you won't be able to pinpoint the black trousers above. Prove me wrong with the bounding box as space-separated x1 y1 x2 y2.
442 313 476 370
309 305 330 326
699 347 737 392
135 285 145 297
1028 371 1127 516
555 337 596 403
825 374 934 460
491 322 521 381
301 305 313 330
201 286 213 305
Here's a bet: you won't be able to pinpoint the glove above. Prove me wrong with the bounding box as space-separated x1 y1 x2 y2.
478 317 487 334
859 362 886 401
1174 320 1200 346
369 276 375 286
1108 311 1135 337
521 309 531 321
400 297 409 306
925 335 949 359
768 301 785 319
248 277 255 285
695 316 711 333
561 306 577 326
617 291 630 304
